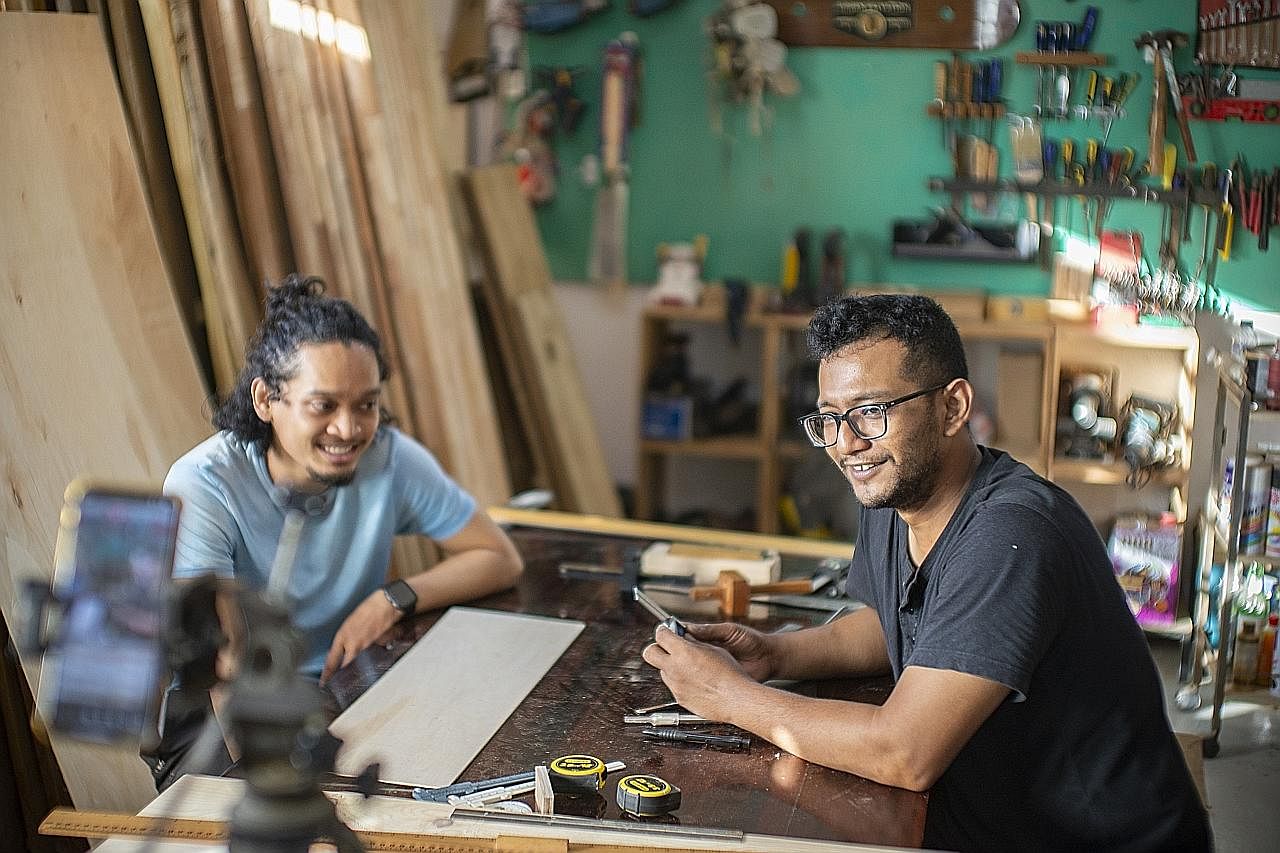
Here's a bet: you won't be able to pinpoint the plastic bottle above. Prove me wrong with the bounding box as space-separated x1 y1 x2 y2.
1233 617 1262 685
1257 614 1278 687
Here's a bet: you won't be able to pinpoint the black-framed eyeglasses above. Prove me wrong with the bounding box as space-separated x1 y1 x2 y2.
797 382 952 447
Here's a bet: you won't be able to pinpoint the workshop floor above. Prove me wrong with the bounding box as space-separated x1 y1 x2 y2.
1149 637 1279 852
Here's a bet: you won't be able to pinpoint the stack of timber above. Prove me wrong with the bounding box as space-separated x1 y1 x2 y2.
0 12 211 812
138 0 263 398
462 165 622 517
241 0 511 520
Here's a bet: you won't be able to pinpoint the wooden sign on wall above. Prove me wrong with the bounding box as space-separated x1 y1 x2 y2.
764 0 1022 50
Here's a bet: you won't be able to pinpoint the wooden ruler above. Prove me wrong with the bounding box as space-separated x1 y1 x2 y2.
40 807 747 853
41 807 491 852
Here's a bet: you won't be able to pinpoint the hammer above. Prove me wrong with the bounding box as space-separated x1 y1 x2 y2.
689 570 817 618
1136 31 1197 167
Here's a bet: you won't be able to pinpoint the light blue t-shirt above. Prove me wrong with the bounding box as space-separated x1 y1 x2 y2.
163 427 476 676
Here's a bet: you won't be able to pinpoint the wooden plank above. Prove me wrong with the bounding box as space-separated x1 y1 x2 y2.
0 12 211 811
98 0 210 385
137 0 237 395
197 0 295 284
91 774 902 852
354 0 513 509
329 608 583 786
488 508 854 560
462 165 622 516
168 0 262 394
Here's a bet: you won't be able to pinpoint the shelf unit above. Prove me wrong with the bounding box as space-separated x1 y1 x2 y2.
635 288 1197 539
1177 365 1255 757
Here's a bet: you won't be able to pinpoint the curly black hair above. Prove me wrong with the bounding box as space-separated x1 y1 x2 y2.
806 294 968 386
213 274 391 446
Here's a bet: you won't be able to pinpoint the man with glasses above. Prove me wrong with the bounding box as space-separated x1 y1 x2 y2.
644 294 1210 851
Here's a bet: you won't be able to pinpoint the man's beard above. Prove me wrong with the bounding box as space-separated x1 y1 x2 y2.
852 431 941 512
308 468 356 488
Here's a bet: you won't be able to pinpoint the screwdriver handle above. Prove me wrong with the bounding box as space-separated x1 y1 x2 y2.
987 58 1003 102
1085 71 1098 107
933 60 947 102
1077 6 1099 51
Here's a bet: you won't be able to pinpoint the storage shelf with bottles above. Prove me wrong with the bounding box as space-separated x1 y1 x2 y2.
635 286 1196 538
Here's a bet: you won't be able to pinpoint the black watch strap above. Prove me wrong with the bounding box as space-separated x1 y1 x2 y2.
381 579 417 617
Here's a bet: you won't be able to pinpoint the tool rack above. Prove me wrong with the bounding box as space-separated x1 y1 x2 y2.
1176 355 1278 757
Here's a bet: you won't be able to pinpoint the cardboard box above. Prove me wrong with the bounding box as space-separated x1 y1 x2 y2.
996 351 1044 451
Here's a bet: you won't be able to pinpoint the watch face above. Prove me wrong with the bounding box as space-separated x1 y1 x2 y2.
384 580 416 614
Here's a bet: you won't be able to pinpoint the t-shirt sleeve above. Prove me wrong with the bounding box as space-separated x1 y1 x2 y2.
391 433 478 540
907 502 1066 700
163 460 237 579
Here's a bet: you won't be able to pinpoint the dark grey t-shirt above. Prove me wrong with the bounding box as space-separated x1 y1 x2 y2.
849 447 1211 852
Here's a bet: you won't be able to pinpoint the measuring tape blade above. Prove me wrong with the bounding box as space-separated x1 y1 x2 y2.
39 808 495 852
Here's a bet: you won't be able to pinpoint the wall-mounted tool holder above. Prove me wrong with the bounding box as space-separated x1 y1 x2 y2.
1196 0 1280 69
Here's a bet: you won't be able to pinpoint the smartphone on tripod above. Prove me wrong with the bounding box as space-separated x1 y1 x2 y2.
32 481 180 745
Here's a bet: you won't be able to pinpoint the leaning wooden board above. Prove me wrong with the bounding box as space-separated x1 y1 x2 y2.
330 608 584 787
763 0 1021 50
462 165 623 517
0 12 212 812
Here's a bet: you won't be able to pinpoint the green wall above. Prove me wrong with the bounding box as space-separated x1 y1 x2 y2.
527 1 1279 309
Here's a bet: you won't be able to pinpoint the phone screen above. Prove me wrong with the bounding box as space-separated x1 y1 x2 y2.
38 488 179 744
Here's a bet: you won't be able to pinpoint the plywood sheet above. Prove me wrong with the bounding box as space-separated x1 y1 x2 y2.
0 12 212 812
462 165 622 517
329 608 583 786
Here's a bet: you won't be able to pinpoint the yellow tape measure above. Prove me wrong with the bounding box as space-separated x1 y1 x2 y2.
39 808 493 852
547 753 607 793
616 774 682 817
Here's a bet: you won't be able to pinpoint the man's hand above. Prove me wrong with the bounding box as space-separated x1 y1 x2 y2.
320 590 401 683
682 622 779 682
641 625 760 722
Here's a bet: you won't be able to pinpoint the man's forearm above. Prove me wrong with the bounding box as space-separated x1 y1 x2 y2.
404 548 521 613
728 681 923 790
770 607 892 681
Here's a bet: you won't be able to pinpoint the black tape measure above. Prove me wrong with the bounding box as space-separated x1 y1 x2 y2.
616 773 681 816
547 754 607 793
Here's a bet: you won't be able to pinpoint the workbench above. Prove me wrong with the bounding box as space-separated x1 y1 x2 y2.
320 514 926 849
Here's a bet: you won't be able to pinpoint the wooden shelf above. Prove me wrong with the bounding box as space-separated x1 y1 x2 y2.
636 290 1196 537
926 102 1006 119
640 435 766 459
1057 324 1198 351
1052 458 1187 486
1015 51 1110 67
928 177 1202 207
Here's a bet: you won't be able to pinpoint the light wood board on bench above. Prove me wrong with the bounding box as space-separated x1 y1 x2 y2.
330 608 584 786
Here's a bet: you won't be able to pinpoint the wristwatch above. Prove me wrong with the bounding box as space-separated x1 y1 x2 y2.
381 579 417 617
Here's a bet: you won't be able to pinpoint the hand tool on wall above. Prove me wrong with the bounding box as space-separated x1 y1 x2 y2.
1034 21 1048 117
1141 35 1168 178
588 34 639 292
1154 31 1197 163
